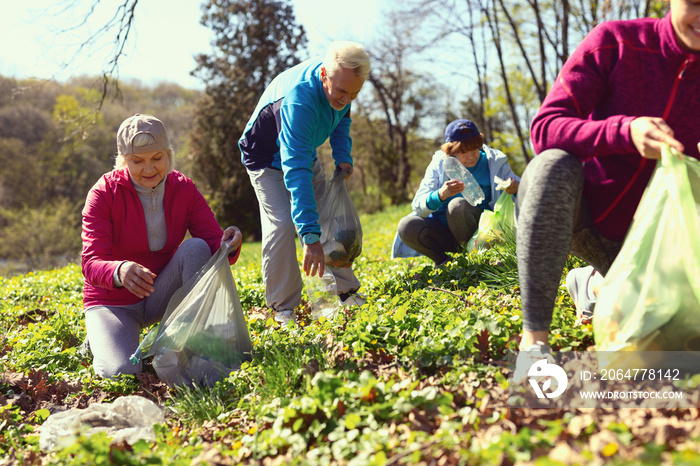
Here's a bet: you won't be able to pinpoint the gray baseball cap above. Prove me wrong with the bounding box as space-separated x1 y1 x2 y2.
117 113 170 155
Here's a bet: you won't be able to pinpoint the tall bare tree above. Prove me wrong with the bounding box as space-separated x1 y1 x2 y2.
358 12 443 206
483 0 531 163
187 0 308 238
39 0 140 105
405 0 668 165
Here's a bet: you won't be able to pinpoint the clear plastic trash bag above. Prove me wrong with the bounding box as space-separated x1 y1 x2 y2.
317 174 363 268
130 243 252 388
466 193 516 251
594 146 700 357
39 395 163 451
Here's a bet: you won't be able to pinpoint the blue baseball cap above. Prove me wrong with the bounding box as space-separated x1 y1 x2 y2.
444 119 480 143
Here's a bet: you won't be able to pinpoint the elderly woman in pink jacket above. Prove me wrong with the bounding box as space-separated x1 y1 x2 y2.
515 0 700 373
82 113 242 378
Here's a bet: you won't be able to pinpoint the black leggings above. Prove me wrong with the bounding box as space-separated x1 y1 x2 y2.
398 197 482 264
516 149 622 331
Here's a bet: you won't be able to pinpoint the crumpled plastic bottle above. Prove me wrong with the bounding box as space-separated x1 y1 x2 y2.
304 268 340 321
443 156 485 206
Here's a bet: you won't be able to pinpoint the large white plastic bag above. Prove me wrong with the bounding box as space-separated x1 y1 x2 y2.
39 396 163 451
130 243 252 388
594 146 700 355
317 174 362 268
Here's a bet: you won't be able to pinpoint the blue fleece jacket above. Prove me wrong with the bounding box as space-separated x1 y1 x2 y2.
239 57 354 236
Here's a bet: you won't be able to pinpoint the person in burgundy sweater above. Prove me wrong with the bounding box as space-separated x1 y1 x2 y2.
82 114 242 378
516 0 700 363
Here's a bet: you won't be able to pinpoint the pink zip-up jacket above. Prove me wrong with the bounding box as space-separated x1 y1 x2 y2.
81 168 240 308
531 13 700 241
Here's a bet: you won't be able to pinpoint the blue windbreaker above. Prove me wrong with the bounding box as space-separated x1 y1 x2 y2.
239 58 354 236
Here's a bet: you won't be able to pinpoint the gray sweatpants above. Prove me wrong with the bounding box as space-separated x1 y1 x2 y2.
516 149 622 332
397 197 482 264
84 238 212 378
247 159 361 312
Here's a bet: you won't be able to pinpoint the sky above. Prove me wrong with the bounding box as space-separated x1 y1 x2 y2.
0 0 381 90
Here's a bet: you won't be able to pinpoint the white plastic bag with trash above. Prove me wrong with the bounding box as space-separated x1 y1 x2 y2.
317 173 363 268
130 243 252 388
39 396 163 451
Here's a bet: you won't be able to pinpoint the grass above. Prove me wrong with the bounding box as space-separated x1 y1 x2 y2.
1 203 699 464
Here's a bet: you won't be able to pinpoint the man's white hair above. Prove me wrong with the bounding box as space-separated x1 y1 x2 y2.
322 41 371 80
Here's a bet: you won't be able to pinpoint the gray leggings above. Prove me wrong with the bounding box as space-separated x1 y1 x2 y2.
84 238 212 378
516 149 622 331
398 197 482 264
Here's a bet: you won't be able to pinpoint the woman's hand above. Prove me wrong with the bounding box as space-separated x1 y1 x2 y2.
505 178 519 195
119 261 156 299
439 179 465 201
303 242 325 277
630 117 684 159
222 226 243 251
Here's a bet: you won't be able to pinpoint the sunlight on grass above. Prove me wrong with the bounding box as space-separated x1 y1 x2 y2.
0 202 608 465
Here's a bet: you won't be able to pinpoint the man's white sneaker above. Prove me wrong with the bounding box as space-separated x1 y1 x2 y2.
274 310 296 325
339 291 366 307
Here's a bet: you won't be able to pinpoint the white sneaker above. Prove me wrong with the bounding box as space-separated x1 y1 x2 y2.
274 310 296 325
511 341 554 385
565 266 597 325
339 291 366 307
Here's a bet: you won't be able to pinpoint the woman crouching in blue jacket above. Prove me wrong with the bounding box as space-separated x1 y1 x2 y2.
392 119 520 266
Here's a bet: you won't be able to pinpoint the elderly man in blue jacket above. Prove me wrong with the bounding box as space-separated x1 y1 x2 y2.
239 41 371 325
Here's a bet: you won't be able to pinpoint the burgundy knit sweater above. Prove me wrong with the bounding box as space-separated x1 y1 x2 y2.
530 13 700 241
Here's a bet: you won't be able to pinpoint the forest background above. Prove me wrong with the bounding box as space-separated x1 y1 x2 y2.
0 0 668 275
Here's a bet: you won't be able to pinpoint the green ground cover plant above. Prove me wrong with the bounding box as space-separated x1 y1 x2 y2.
2 204 700 465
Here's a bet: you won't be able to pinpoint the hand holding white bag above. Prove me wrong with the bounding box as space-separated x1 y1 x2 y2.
130 243 252 388
317 174 363 268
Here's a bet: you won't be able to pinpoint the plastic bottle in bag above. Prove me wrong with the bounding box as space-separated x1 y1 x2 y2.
443 156 485 206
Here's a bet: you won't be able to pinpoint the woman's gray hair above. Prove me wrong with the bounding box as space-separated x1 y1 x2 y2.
322 41 371 81
113 132 175 172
